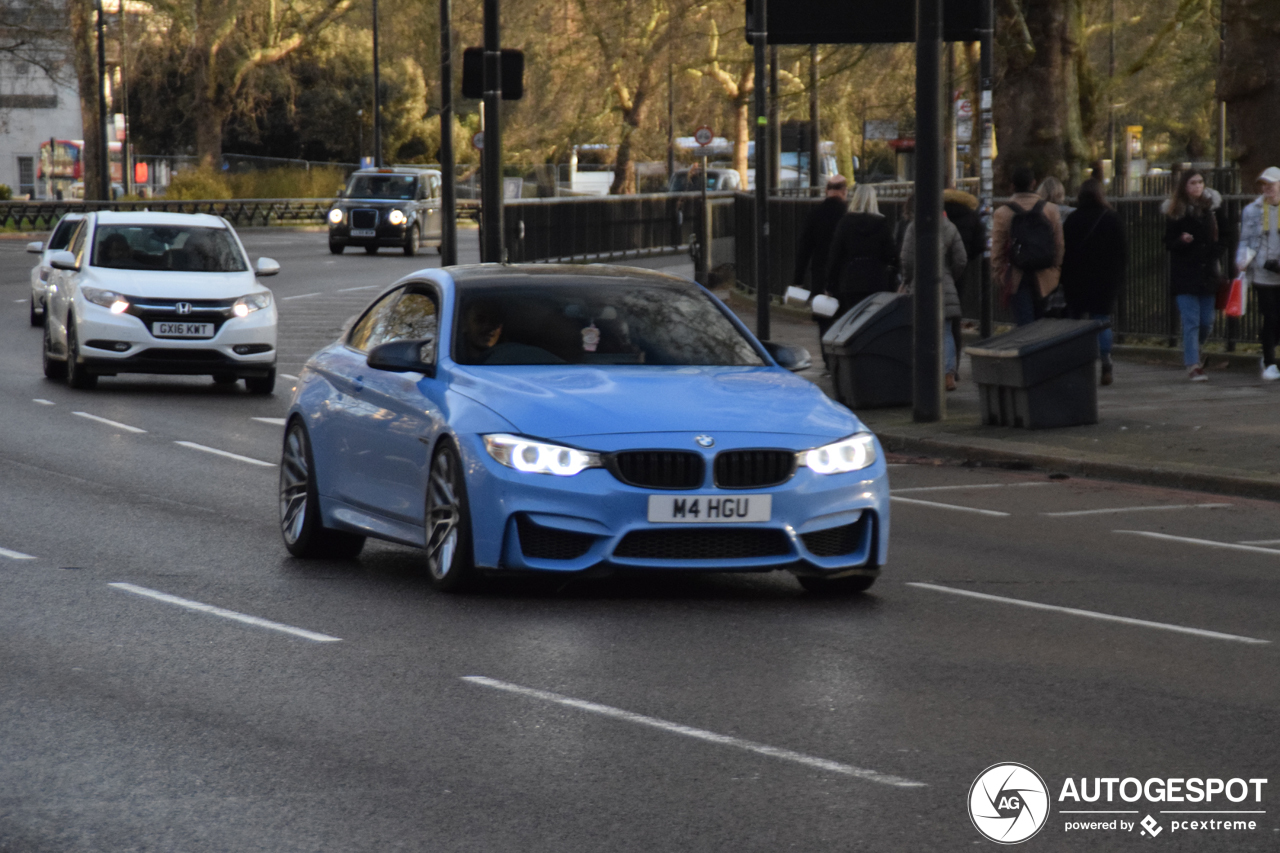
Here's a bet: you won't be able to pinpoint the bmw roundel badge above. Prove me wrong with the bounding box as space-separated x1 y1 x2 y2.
695 435 715 448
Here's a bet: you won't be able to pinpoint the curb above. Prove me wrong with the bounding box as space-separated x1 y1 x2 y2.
876 431 1280 502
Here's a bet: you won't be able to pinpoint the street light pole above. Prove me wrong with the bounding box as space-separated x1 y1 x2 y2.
913 0 944 423
752 0 769 342
372 0 382 167
439 0 457 265
480 0 504 263
94 0 109 201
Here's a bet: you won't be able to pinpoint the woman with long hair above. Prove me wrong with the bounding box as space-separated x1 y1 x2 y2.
824 184 898 316
1163 169 1223 381
1061 179 1126 385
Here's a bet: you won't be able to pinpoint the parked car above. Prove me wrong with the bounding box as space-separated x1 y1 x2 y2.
279 264 889 594
41 211 279 393
26 212 84 326
327 167 443 256
668 167 742 192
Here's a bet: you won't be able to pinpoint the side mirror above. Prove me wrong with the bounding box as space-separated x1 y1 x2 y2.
367 337 436 376
255 257 280 277
49 250 78 271
26 241 43 254
762 341 812 372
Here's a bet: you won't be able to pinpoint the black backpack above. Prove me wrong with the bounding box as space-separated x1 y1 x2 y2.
1006 199 1056 271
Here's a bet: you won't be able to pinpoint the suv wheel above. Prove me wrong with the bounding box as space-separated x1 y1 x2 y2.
42 320 66 379
65 319 98 390
404 224 420 257
245 367 276 395
29 297 43 327
328 239 345 255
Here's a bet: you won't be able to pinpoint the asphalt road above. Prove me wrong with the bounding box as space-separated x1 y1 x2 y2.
1 228 1277 852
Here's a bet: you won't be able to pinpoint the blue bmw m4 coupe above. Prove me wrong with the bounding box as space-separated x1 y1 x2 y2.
279 264 889 593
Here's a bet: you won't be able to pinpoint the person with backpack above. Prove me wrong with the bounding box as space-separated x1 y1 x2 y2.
1164 169 1224 381
1236 166 1280 380
1061 179 1126 386
992 166 1065 326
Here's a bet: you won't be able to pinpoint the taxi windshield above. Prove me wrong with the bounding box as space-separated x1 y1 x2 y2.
346 174 418 200
91 224 248 272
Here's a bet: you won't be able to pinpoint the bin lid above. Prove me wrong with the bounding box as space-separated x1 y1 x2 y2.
821 292 911 353
967 318 1109 359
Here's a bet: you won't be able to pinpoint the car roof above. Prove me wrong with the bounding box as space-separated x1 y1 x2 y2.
90 210 230 228
351 167 440 177
444 263 698 292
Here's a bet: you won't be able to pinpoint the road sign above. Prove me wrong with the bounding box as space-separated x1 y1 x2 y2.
472 131 484 151
694 126 714 147
956 98 972 117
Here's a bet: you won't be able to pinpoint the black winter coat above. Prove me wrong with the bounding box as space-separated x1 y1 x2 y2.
1164 204 1221 297
825 212 898 303
792 196 848 288
1061 205 1126 315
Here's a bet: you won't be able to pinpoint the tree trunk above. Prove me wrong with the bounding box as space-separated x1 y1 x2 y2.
68 0 104 199
1220 0 1280 184
732 78 752 186
993 0 1088 192
194 98 227 169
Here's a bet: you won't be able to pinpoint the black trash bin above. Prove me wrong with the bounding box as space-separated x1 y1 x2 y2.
821 292 912 409
967 318 1108 429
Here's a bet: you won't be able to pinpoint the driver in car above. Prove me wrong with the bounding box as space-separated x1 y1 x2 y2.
460 300 504 362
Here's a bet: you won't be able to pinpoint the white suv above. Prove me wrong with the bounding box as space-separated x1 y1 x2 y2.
41 211 280 393
26 212 84 326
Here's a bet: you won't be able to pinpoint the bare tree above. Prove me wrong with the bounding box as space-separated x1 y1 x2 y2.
1220 0 1280 183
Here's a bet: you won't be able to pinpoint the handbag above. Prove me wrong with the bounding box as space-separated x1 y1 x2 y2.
810 294 839 318
1224 277 1247 318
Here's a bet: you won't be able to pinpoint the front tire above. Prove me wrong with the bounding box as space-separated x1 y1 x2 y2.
424 440 477 592
65 319 97 390
403 224 420 257
245 368 276 395
797 574 876 595
42 319 66 379
29 297 43 327
279 420 365 558
328 239 345 255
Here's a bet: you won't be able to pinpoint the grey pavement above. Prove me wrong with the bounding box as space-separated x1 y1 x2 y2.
628 252 1280 501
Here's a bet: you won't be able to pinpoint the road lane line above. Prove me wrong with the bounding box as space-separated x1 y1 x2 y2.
1115 530 1280 556
33 399 54 405
72 411 147 433
0 546 37 560
462 676 925 788
1044 503 1231 517
174 441 276 467
892 483 1052 493
1238 539 1280 545
251 417 287 426
108 583 341 642
281 292 322 301
337 285 378 292
889 496 1010 517
907 582 1270 644
280 373 299 381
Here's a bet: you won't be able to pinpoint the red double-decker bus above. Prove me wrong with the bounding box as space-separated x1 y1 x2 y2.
38 139 123 198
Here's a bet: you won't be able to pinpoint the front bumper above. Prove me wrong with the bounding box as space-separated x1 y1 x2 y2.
328 222 411 247
458 433 890 577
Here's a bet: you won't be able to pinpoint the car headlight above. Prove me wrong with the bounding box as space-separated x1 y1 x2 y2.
233 292 272 318
82 286 129 314
388 208 406 226
483 433 602 477
798 433 878 474
327 208 344 225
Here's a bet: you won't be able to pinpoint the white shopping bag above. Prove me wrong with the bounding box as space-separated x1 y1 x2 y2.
784 286 811 305
810 294 839 318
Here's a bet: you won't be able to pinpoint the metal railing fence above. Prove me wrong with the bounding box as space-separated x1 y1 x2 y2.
1 198 337 229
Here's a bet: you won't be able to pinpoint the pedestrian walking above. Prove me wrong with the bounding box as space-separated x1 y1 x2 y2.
943 188 983 374
899 210 968 391
1163 169 1224 381
792 176 849 364
1235 166 1280 380
1061 178 1126 386
825 182 898 314
992 166 1065 326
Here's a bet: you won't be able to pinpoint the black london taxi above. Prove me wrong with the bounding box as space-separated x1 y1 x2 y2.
327 167 443 256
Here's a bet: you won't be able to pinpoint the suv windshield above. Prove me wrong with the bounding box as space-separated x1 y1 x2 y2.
346 174 418 200
48 216 81 251
91 224 248 272
453 281 765 367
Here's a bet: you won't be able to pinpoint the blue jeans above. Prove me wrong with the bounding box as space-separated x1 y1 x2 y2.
944 329 957 375
1012 278 1039 326
1176 294 1215 367
1068 310 1113 364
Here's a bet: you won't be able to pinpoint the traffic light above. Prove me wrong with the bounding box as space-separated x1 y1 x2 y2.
461 48 524 100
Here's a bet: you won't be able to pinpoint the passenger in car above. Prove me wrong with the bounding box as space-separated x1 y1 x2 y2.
99 233 133 268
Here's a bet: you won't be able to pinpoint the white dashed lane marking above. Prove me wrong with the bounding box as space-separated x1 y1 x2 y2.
174 441 276 467
33 399 54 405
891 483 1053 494
889 496 1010 517
109 583 341 642
1115 530 1280 556
280 373 299 381
252 417 287 426
72 411 147 433
1043 503 1231 517
281 292 322 301
462 676 926 788
337 285 379 292
908 583 1270 645
0 546 36 560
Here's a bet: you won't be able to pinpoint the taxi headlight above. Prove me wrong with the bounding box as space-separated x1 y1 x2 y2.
327 208 344 225
388 208 407 226
798 433 878 475
483 433 602 477
232 292 272 318
82 286 129 314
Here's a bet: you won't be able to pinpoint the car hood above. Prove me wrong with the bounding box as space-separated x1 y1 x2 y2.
82 268 262 299
446 364 861 441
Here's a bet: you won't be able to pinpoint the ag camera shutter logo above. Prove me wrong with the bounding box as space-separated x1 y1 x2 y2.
969 763 1050 844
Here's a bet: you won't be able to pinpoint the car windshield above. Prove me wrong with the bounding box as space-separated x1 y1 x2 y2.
91 224 248 272
346 174 418 200
453 281 766 367
48 217 80 251
670 171 727 191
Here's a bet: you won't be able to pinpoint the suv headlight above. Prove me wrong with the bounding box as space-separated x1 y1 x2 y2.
483 434 602 477
388 208 406 226
328 208 344 225
233 292 272 318
82 286 129 314
797 433 878 474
